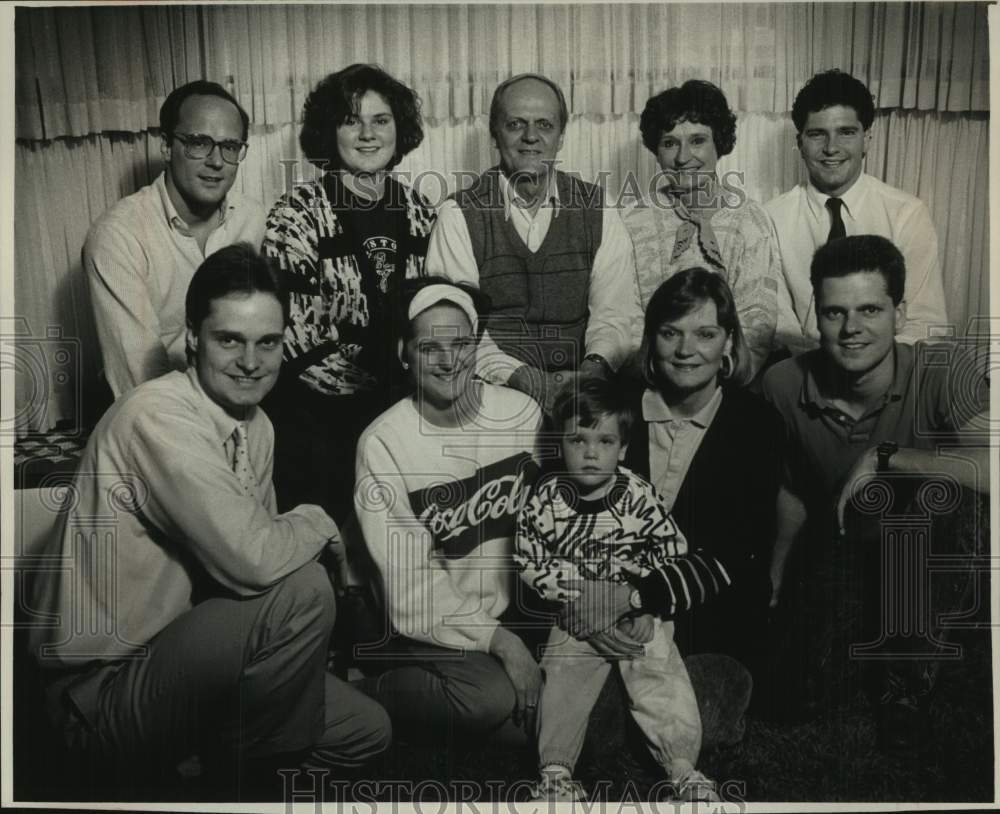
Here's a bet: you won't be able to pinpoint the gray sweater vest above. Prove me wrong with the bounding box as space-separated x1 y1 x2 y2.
455 169 603 371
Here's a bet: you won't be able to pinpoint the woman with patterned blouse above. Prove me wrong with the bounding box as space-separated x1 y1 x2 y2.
262 64 436 522
622 80 781 382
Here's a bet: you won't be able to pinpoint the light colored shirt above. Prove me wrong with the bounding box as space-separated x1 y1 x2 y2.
355 384 542 652
29 368 335 667
765 173 948 349
84 172 266 397
425 171 640 383
643 385 724 511
622 189 781 379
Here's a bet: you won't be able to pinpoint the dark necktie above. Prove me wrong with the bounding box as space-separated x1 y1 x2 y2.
826 197 846 243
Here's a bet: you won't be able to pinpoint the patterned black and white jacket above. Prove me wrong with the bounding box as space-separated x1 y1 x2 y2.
263 175 436 396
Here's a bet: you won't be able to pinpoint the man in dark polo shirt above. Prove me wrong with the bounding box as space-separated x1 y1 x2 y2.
760 235 988 746
425 73 639 409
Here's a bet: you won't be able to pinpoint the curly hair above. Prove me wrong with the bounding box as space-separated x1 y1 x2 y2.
299 64 424 171
791 69 875 133
639 80 737 158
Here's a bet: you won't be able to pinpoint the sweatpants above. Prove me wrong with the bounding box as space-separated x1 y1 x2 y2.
537 619 702 781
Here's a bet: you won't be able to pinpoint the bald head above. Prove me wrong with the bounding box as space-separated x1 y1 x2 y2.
489 74 567 182
490 74 568 141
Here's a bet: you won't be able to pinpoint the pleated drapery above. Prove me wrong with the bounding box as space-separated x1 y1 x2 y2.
12 3 990 433
16 3 989 139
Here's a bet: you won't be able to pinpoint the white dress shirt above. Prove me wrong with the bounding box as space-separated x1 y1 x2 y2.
29 368 335 666
765 172 949 349
84 173 266 396
425 170 640 382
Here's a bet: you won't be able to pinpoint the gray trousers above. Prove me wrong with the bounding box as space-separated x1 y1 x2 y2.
46 563 390 779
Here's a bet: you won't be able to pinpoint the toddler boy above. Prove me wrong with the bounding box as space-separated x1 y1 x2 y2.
515 376 718 802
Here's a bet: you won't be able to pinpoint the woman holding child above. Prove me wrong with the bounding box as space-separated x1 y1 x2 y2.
515 376 728 802
623 267 784 684
557 269 782 726
355 277 731 801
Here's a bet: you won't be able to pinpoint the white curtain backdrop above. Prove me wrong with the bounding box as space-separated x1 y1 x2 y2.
16 3 988 139
12 3 990 434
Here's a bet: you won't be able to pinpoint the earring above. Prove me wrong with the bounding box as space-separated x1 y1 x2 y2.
720 352 734 380
401 360 409 371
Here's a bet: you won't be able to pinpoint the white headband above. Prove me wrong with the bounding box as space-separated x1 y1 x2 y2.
407 284 479 335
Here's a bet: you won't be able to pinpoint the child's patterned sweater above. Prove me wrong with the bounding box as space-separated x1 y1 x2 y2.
515 466 730 615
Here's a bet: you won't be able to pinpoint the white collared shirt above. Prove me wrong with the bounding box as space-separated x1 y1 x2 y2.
28 367 335 666
425 168 640 382
765 172 948 350
84 172 266 397
497 170 560 252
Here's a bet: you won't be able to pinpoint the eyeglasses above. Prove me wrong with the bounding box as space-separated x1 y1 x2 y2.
171 132 248 165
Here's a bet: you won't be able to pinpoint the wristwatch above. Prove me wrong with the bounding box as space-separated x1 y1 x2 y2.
876 441 899 473
629 588 643 611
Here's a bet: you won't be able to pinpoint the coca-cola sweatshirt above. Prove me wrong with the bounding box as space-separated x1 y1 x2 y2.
355 384 542 652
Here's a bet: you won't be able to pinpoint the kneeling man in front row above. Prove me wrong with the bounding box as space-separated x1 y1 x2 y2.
29 244 389 792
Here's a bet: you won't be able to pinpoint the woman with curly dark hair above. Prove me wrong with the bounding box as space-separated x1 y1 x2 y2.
621 80 781 381
262 64 436 525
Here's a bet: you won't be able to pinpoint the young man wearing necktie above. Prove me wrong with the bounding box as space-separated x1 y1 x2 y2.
28 243 389 796
766 69 948 351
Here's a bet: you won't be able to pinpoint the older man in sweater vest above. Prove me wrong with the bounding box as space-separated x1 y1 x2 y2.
425 74 639 409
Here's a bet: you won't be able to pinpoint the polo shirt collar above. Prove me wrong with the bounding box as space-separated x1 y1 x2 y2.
804 171 871 222
499 168 560 221
800 340 909 411
156 171 234 236
641 385 723 428
184 367 251 445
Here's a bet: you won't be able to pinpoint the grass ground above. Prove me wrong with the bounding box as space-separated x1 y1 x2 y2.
14 621 992 805
342 626 994 804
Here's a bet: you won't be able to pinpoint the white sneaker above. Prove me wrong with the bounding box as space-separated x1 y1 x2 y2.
673 769 719 802
529 772 587 802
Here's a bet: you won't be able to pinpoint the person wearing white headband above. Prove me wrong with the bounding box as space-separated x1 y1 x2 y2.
355 277 550 743
406 282 480 339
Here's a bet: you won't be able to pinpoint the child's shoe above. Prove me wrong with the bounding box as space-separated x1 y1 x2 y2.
529 768 587 802
673 769 720 802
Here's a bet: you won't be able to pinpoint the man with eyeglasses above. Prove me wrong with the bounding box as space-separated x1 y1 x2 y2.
425 73 639 411
84 80 265 399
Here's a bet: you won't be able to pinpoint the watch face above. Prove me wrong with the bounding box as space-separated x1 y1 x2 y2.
877 442 898 472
